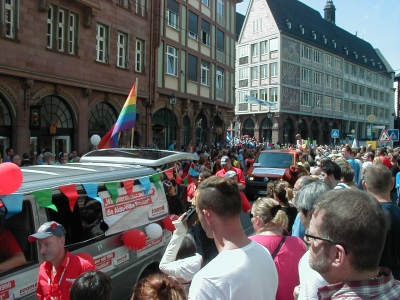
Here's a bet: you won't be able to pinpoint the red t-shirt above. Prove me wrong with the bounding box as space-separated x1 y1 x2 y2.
249 235 306 300
240 192 251 213
380 156 393 169
215 166 246 187
36 250 95 300
0 228 23 262
187 182 197 203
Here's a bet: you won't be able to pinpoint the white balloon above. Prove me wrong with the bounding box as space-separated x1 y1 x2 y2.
145 223 163 239
90 134 101 146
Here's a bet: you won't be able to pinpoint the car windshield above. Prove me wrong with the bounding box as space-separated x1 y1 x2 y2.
256 152 294 168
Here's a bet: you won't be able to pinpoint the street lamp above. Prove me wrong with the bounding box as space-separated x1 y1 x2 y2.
169 93 177 141
329 121 333 146
266 108 272 143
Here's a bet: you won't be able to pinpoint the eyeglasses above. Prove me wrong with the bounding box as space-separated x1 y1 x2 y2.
304 233 347 254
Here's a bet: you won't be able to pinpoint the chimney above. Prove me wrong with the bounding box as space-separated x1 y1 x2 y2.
324 0 336 24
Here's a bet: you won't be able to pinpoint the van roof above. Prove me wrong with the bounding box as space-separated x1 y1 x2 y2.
19 163 153 194
80 148 196 166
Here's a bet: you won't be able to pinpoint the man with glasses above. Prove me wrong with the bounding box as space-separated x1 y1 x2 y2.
307 189 400 299
2 148 13 163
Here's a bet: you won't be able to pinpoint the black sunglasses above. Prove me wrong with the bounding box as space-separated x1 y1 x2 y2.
304 233 348 254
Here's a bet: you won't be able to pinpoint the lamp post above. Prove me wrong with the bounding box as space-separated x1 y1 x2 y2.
169 93 177 142
329 121 333 147
266 108 272 143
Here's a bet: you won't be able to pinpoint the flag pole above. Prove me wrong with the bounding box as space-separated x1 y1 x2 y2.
130 78 138 148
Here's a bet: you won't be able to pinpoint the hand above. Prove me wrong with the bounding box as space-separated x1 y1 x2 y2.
293 285 300 300
177 212 188 229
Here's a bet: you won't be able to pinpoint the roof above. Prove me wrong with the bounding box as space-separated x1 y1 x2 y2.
236 12 245 41
266 0 391 76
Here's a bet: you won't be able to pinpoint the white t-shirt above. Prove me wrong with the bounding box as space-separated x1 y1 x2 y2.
188 240 278 300
298 250 328 300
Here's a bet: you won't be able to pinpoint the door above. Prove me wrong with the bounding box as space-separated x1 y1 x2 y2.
52 136 70 157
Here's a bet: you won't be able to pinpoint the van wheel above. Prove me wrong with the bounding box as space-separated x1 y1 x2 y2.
139 268 156 280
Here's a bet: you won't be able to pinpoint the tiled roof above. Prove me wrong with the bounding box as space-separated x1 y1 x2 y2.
266 0 391 76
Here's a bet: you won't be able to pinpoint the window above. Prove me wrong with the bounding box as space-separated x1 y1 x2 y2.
217 29 224 51
301 45 311 60
201 20 210 46
261 64 268 79
202 0 210 7
366 88 372 99
325 96 332 110
302 68 311 83
270 62 278 77
270 38 278 52
135 0 148 17
216 68 224 90
166 45 178 76
314 72 322 86
325 54 332 67
351 102 357 115
270 87 278 102
251 90 258 98
238 45 248 58
344 81 349 93
344 100 349 113
201 61 210 86
344 62 349 74
135 39 144 72
117 32 128 68
326 75 333 88
217 0 224 16
252 19 263 33
359 86 365 97
299 25 304 34
118 0 130 9
188 54 198 82
335 98 341 111
251 66 258 81
359 104 365 115
351 65 357 77
188 11 198 40
167 0 179 29
312 31 316 39
334 58 342 70
5 0 17 38
335 78 342 90
238 68 249 80
260 41 268 55
260 89 268 101
47 5 78 54
351 83 357 96
314 94 322 108
359 68 365 79
323 35 327 44
251 43 258 57
96 24 108 63
366 71 372 82
314 50 322 63
301 91 311 106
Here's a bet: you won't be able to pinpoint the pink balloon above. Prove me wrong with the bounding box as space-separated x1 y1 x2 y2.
162 215 178 232
0 163 23 194
76 252 95 267
122 229 147 250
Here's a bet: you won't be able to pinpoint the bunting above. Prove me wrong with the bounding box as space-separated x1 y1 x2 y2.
139 177 151 195
122 180 134 195
59 185 79 212
33 189 58 212
82 183 103 204
104 182 119 206
2 194 23 219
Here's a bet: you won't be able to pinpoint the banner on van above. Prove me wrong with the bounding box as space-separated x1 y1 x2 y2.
98 182 168 236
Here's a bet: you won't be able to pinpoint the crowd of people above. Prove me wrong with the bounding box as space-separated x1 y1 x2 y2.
2 138 400 299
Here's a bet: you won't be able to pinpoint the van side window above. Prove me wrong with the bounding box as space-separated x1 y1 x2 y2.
4 200 37 266
46 194 107 247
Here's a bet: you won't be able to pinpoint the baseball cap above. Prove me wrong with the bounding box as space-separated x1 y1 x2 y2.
28 221 66 242
221 156 231 165
225 170 237 178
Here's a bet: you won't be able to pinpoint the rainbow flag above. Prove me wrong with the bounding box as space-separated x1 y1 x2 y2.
98 83 137 149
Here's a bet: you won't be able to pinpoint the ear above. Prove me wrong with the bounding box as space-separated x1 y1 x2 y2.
202 209 213 225
331 244 346 267
60 236 66 247
390 178 395 190
362 179 367 190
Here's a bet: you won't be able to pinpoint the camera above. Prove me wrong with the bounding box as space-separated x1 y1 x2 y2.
182 206 197 227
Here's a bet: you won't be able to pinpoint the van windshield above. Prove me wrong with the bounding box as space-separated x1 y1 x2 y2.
256 152 294 168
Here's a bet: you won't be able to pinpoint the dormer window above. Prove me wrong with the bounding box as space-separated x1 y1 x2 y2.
323 35 327 44
362 55 367 63
312 31 316 39
299 25 304 34
344 47 348 55
286 19 291 29
378 62 382 69
353 51 358 59
332 40 336 48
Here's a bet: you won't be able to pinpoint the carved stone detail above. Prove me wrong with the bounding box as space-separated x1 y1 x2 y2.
83 8 97 28
82 88 92 98
23 78 35 90
38 0 51 12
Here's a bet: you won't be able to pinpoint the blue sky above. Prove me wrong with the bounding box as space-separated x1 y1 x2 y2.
236 0 400 74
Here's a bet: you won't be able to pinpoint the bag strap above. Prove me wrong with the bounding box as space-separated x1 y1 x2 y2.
271 235 286 259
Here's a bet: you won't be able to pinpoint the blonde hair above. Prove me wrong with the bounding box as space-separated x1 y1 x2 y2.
373 157 383 166
252 197 288 229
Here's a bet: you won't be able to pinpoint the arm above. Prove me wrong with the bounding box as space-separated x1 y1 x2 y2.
0 252 26 272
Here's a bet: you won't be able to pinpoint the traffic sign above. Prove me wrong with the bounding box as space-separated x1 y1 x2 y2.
387 129 399 142
378 130 391 142
331 129 339 138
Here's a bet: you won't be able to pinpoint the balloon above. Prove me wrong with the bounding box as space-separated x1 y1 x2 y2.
145 223 163 239
122 229 147 250
90 134 101 146
0 163 23 195
76 252 95 267
275 145 281 150
162 215 178 232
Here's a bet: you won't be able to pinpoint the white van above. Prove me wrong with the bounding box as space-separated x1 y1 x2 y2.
0 149 197 300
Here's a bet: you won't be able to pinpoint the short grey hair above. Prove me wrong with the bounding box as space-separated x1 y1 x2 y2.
296 181 331 212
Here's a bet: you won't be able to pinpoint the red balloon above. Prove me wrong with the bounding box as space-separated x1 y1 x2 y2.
0 163 23 195
162 215 178 232
122 229 147 250
76 252 95 267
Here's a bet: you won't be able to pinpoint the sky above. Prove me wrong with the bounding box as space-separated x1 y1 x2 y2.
236 0 400 75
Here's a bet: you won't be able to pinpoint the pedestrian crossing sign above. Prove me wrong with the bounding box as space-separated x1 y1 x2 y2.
387 129 399 142
378 130 391 142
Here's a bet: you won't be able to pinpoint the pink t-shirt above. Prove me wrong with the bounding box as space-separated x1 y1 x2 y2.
249 234 306 300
